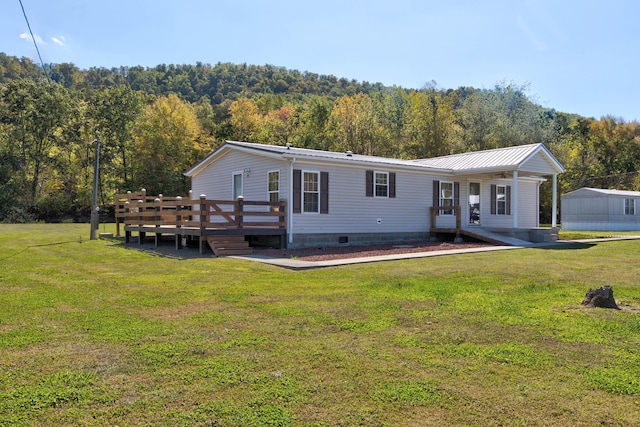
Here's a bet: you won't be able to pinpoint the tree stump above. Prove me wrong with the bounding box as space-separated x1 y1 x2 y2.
581 285 621 309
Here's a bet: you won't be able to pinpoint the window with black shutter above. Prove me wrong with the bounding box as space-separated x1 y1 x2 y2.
293 169 301 213
293 169 328 214
320 172 329 214
366 170 396 198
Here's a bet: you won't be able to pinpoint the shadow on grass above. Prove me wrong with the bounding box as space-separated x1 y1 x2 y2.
534 242 596 251
109 236 214 260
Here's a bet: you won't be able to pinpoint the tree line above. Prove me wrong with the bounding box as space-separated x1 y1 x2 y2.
1 53 639 223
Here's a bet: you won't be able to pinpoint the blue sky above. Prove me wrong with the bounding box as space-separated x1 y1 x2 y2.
2 0 638 121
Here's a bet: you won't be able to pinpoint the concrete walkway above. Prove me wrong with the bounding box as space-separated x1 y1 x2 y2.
232 236 640 270
232 245 519 269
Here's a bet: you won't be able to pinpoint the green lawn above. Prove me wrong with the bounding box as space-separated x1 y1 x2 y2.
1 224 639 426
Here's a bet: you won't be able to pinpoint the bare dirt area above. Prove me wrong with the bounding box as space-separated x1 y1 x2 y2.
253 241 494 262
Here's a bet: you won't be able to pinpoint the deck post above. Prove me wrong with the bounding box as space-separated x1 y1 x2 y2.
124 199 130 242
137 199 144 245
429 207 438 241
199 194 207 254
199 195 207 229
454 205 463 242
154 197 161 247
279 201 286 230
119 200 130 238
236 196 244 229
175 196 182 250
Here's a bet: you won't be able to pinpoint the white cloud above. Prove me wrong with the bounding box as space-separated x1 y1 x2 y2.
19 32 45 44
52 36 66 46
516 15 546 51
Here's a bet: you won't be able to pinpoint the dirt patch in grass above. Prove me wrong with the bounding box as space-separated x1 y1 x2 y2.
254 241 494 261
618 302 640 312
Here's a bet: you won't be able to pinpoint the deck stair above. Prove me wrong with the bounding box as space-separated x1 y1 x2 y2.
206 235 253 256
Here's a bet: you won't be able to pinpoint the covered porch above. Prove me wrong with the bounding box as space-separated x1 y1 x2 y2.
424 143 565 245
429 205 559 246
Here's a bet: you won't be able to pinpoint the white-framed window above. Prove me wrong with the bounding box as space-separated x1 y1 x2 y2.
232 172 243 200
303 171 319 213
496 185 507 215
268 170 279 203
440 181 454 215
374 171 389 198
624 198 635 215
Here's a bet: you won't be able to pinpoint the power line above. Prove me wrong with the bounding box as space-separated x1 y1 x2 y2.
18 0 50 80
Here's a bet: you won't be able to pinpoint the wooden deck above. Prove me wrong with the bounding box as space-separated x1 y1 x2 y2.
115 191 286 254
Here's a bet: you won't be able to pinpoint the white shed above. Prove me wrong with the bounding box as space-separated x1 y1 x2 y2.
561 187 640 231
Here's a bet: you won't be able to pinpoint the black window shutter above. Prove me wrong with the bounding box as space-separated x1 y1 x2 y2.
389 172 396 198
293 169 301 213
433 180 440 216
366 170 373 197
320 172 329 214
490 184 496 215
454 182 459 207
506 185 511 215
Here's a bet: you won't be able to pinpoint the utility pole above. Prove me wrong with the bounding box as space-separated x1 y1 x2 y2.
90 139 101 240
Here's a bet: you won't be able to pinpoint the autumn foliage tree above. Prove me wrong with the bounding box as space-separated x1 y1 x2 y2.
0 79 79 219
2 54 640 222
131 94 207 195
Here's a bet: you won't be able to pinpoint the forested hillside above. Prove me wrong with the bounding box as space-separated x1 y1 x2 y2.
1 52 639 223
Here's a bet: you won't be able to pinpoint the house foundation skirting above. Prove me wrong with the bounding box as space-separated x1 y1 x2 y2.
561 222 640 231
289 232 430 249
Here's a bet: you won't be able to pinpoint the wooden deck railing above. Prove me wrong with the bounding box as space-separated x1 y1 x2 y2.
115 190 286 236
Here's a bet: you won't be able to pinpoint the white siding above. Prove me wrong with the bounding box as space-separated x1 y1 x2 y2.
290 160 445 234
517 180 539 227
520 155 558 175
191 150 289 203
475 179 539 229
190 150 289 224
561 193 640 230
190 149 544 236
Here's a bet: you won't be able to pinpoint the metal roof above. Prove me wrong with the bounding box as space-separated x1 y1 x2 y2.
185 141 564 177
564 187 640 197
227 140 450 169
412 143 562 173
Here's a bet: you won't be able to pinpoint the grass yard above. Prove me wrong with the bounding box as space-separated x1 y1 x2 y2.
1 224 639 426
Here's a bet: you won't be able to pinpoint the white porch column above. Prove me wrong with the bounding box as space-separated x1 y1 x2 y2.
552 174 558 228
512 170 518 228
288 157 296 245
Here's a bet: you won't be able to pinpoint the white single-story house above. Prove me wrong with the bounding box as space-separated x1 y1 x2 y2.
561 187 640 231
184 141 565 248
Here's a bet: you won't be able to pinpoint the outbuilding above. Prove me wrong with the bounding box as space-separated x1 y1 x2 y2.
561 187 640 231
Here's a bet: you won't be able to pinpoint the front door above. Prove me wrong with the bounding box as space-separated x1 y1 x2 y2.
469 182 480 225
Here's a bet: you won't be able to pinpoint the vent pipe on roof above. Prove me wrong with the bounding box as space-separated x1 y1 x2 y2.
286 142 291 150
346 150 353 157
